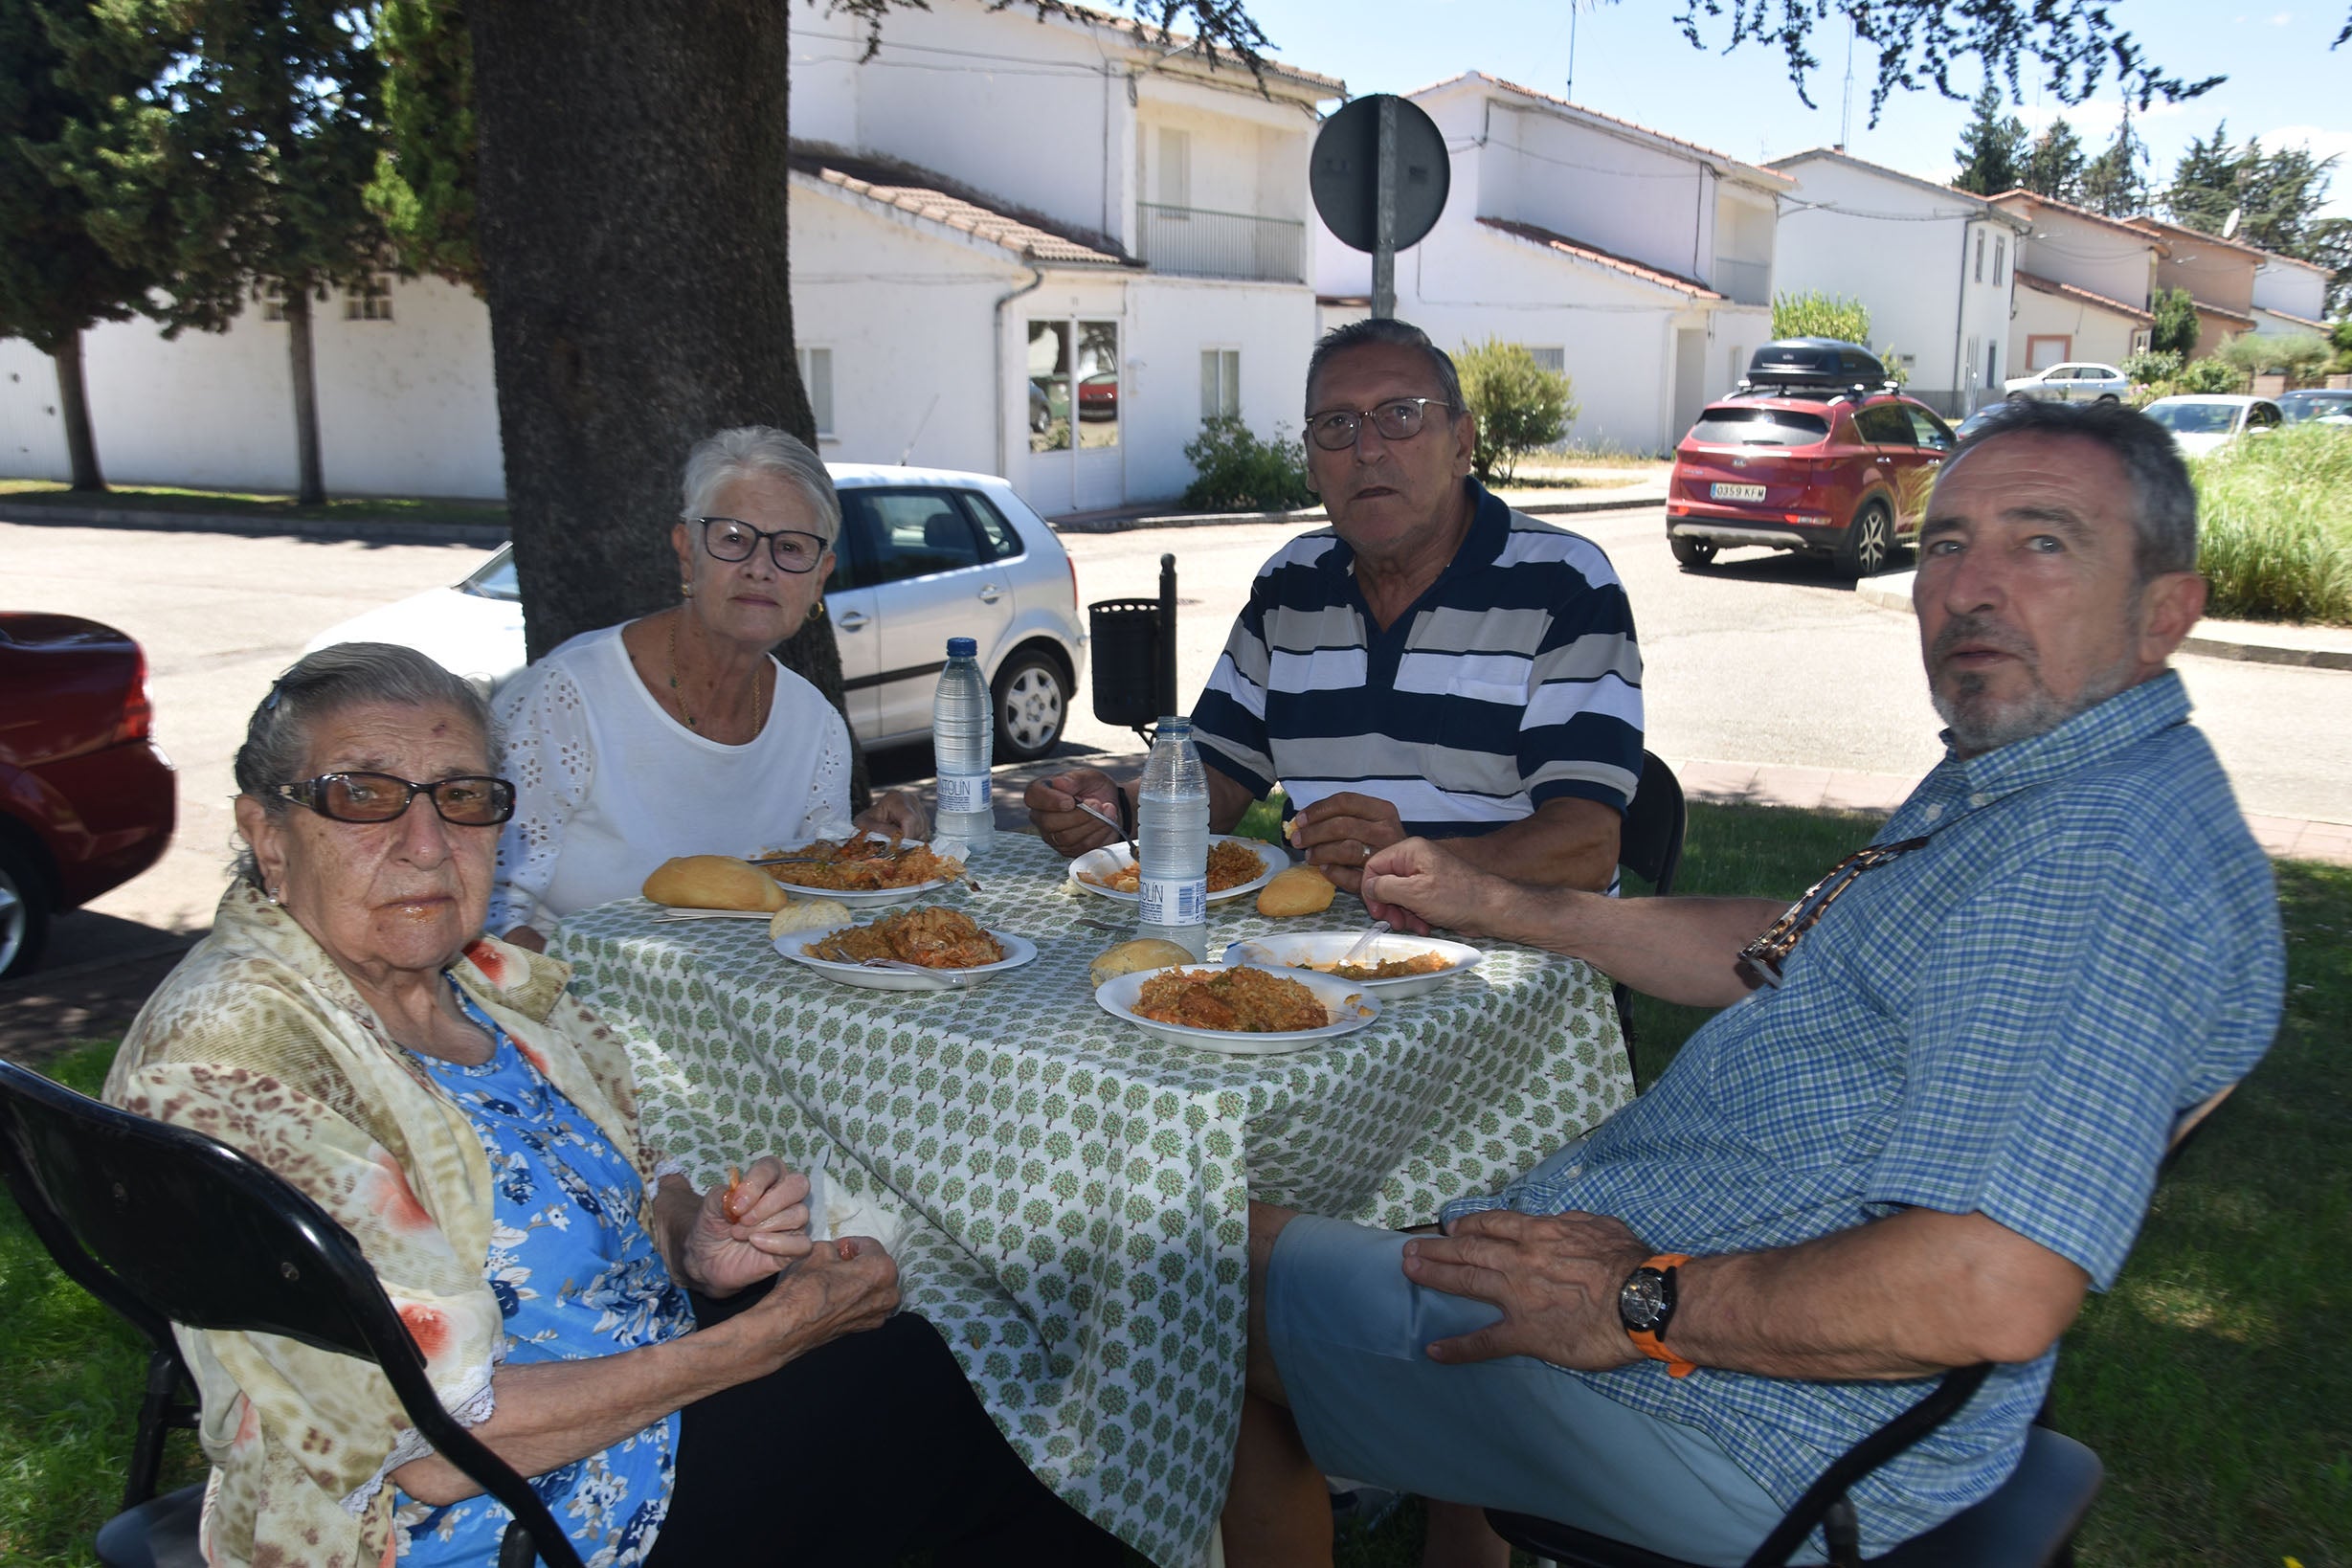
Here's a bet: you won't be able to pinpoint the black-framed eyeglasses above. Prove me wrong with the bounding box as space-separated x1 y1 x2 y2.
275 773 517 826
693 516 828 574
1304 396 1454 451
1736 836 1931 987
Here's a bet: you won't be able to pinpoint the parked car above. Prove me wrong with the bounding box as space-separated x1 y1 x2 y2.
2138 395 2285 459
0 613 176 978
2276 388 2352 425
1076 370 1119 421
1667 387 1957 578
2003 362 2132 403
302 465 1088 763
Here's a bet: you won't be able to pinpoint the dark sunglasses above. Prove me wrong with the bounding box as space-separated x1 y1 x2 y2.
1736 837 1931 987
275 773 517 826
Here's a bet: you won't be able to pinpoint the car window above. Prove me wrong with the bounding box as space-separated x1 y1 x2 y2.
959 491 1025 562
844 490 986 585
1905 408 1956 450
1854 404 1915 445
2143 403 2234 434
461 549 521 601
2250 403 2281 429
1689 408 1830 446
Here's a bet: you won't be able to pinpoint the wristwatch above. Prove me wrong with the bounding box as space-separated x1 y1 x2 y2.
1619 1253 1698 1378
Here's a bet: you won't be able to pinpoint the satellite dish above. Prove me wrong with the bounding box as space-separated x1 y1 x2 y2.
2222 206 2242 239
1310 95 1450 255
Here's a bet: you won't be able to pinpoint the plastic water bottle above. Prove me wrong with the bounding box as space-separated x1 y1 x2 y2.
1136 716 1209 959
932 637 995 853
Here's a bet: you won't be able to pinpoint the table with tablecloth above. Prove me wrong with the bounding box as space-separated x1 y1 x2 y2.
550 834 1634 1566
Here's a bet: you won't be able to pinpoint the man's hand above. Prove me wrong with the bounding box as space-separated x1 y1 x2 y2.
1360 838 1514 939
1024 768 1124 857
683 1157 813 1297
853 789 930 843
1402 1209 1652 1370
1287 793 1410 897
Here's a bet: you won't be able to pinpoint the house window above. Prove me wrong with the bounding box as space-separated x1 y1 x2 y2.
1529 347 1566 373
1992 236 2006 286
1200 347 1240 419
2131 327 2152 353
1974 231 1985 283
344 276 393 322
260 282 287 324
1028 318 1119 452
1965 335 1981 387
797 347 834 437
1158 127 1191 210
1986 343 1998 387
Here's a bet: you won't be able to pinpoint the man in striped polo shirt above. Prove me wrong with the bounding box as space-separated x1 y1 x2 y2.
1028 319 1644 899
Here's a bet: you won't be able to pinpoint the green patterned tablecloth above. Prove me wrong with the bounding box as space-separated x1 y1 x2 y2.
551 835 1633 1567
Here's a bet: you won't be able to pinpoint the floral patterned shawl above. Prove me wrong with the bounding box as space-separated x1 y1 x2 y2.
104 881 661 1568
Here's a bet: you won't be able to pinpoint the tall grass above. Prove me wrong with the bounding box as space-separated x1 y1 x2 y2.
2193 423 2352 625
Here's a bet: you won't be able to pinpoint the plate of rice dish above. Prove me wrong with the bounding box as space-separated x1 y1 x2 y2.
1220 933 1483 999
759 833 967 908
1069 836 1285 905
775 906 1035 991
1093 962 1378 1054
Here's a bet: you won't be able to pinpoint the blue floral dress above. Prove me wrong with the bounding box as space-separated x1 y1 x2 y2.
392 987 697 1566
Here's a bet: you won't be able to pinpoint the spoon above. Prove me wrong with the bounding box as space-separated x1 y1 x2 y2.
1336 921 1392 971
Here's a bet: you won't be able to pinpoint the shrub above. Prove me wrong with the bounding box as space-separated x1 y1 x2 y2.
2151 287 2201 358
1771 290 1870 344
2218 331 2332 386
2195 423 2352 624
1180 416 1313 511
1456 338 1577 484
2121 349 2183 386
2175 356 2248 394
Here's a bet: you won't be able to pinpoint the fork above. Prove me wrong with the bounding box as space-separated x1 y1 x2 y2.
1337 921 1392 970
857 957 953 988
1075 799 1135 862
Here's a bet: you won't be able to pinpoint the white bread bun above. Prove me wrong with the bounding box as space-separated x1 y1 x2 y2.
1257 864 1336 917
640 856 789 911
769 899 853 939
1087 938 1197 989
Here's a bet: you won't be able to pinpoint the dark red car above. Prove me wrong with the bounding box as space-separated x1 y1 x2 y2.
1666 391 1957 578
0 614 175 977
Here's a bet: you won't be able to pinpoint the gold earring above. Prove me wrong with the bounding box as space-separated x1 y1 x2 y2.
681 581 695 597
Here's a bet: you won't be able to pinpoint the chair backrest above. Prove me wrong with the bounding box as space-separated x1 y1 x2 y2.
0 1058 585 1568
1621 750 1687 897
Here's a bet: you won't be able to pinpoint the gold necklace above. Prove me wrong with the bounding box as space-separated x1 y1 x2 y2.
667 613 766 734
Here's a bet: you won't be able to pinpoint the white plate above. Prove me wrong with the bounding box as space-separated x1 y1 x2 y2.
774 928 1037 991
1094 963 1379 1055
1219 933 1483 999
763 832 968 909
1067 836 1288 906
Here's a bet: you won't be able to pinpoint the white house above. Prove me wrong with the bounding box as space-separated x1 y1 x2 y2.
1988 190 2161 372
2249 248 2333 338
1314 75 1786 455
1764 148 2026 415
0 0 1342 513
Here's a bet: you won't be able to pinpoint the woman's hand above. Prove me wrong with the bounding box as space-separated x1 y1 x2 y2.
854 789 930 843
681 1157 813 1297
739 1234 901 1369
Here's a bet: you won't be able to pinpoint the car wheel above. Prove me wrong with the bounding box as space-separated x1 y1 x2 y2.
1669 536 1717 569
2096 393 2119 405
2007 391 2032 404
992 649 1068 764
1836 499 1894 579
0 840 51 981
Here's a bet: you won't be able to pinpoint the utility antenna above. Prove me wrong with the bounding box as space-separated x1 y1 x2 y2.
1565 2 1579 101
1839 14 1856 149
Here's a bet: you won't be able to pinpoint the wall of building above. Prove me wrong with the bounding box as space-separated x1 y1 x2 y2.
2252 258 2329 323
2009 208 2155 310
2010 289 2142 373
2152 234 2256 317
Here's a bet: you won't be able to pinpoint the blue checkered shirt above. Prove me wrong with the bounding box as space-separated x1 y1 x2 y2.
1445 671 2283 1552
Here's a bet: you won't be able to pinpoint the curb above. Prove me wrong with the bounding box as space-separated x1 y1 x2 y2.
1855 571 2352 671
1050 489 1665 534
3 500 509 549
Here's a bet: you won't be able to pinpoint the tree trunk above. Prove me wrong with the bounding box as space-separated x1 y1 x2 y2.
468 0 862 802
53 331 105 493
284 285 326 505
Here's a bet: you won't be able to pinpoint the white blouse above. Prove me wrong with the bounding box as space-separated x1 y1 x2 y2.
487 623 851 934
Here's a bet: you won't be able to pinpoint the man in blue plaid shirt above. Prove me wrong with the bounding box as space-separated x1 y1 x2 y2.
1222 399 2285 1567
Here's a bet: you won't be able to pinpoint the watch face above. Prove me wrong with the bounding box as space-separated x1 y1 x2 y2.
1620 1268 1671 1332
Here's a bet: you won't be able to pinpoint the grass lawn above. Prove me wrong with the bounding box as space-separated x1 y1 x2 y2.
2194 423 2352 626
4 804 2344 1565
0 479 506 531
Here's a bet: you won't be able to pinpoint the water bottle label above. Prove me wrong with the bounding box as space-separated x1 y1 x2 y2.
936 773 991 815
1139 877 1207 927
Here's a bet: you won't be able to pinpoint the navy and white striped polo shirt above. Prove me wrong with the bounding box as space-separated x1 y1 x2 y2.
1190 481 1643 834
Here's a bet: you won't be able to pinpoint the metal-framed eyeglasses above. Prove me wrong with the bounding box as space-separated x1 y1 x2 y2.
274 773 518 826
693 516 829 574
1304 396 1454 451
1736 836 1931 987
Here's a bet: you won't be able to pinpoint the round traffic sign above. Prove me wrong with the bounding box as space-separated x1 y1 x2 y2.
1310 94 1451 255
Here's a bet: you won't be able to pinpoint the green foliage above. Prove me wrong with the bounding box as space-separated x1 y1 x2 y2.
368 0 479 287
2194 421 2352 624
1455 337 1576 485
2217 331 2333 385
2121 348 2183 386
2335 316 2352 354
1771 289 1870 344
2078 114 2151 217
2022 117 2087 202
2175 355 2248 394
2162 120 2340 258
2151 287 2202 359
1951 80 2027 195
1180 416 1313 511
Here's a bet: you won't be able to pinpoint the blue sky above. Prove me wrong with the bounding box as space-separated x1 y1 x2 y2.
1233 1 2352 221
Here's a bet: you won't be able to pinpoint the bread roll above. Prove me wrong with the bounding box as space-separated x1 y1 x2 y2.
1257 864 1336 917
1088 938 1197 989
769 899 852 939
641 856 789 911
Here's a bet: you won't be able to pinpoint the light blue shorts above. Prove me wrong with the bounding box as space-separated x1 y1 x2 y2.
1266 1213 1817 1567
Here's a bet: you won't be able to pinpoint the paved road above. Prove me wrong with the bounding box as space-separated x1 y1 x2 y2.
9 507 2349 980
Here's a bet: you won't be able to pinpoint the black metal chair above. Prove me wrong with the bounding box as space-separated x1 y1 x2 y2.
1488 1361 2101 1568
1613 750 1688 1057
0 1057 583 1568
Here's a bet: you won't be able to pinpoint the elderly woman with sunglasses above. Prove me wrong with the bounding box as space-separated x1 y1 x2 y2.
105 642 1117 1568
488 425 926 951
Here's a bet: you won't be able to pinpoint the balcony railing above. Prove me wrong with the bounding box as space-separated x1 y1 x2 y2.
1136 203 1306 283
1711 257 1772 306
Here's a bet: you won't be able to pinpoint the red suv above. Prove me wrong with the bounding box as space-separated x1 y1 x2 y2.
0 613 176 977
1667 390 1957 578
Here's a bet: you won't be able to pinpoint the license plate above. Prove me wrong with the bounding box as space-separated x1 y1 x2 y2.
1711 482 1766 502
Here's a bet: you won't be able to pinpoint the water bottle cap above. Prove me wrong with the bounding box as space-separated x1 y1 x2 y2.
1158 716 1191 733
946 637 977 658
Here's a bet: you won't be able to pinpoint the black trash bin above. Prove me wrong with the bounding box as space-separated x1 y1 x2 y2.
1087 598 1165 732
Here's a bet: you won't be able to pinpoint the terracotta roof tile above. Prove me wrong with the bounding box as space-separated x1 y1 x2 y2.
1477 217 1725 299
791 146 1132 268
1989 190 2168 251
2015 269 2153 325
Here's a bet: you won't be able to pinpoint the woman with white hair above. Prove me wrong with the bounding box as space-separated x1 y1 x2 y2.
489 426 926 949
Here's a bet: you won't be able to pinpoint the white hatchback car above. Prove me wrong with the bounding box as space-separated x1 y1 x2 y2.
303 464 1087 762
2138 395 2286 460
2002 362 2132 403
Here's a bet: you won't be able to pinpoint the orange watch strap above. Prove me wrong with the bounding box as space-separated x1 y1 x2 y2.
1629 1253 1696 1378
